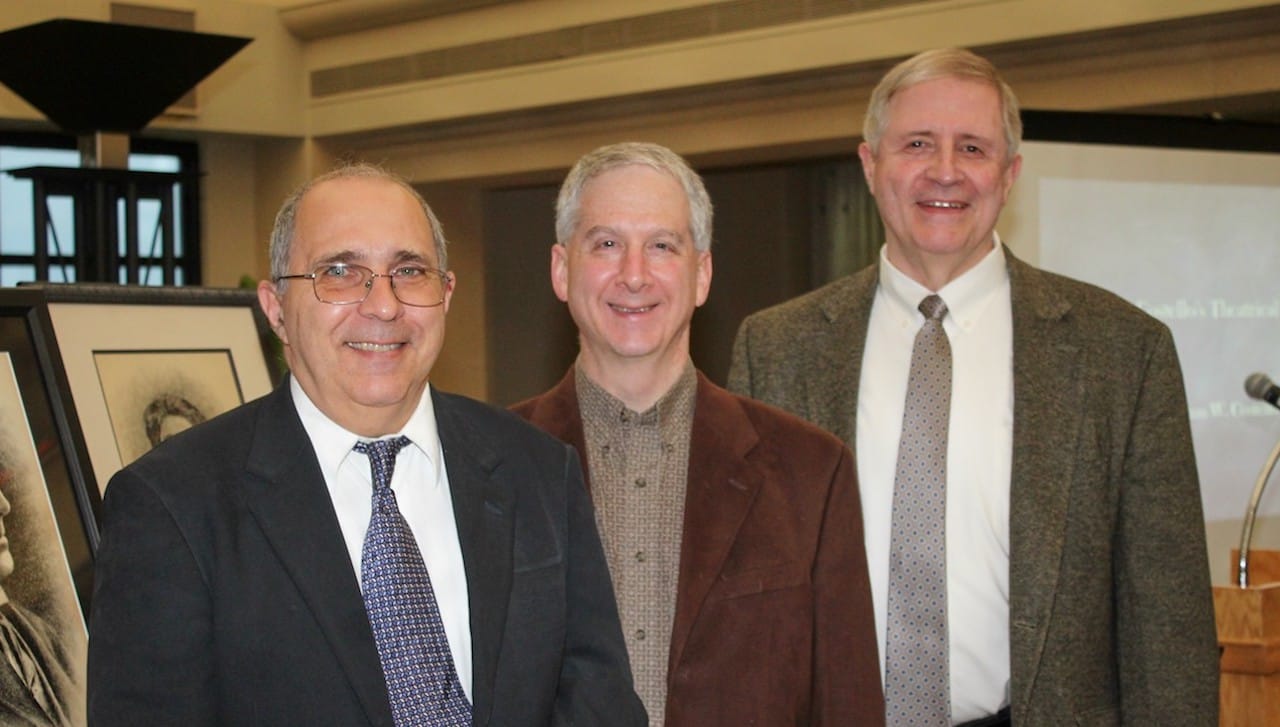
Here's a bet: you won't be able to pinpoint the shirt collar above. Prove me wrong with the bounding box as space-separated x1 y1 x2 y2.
575 359 697 427
290 376 440 481
878 234 1008 329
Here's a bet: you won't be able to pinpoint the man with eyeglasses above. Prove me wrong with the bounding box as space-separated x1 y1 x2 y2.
88 163 645 726
513 142 883 725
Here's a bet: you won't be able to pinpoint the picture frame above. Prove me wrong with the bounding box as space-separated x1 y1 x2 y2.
0 288 97 725
19 283 282 497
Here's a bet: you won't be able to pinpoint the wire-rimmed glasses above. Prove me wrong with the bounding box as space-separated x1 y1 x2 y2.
275 263 451 307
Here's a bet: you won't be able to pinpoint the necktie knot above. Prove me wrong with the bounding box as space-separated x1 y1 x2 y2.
354 436 412 493
919 294 948 321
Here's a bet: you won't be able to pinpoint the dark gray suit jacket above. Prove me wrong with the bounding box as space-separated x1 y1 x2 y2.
87 381 644 727
729 250 1219 725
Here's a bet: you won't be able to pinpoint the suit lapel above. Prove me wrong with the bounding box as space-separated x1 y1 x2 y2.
667 376 763 673
518 371 591 490
239 384 392 725
433 390 515 727
812 266 879 446
1004 253 1083 713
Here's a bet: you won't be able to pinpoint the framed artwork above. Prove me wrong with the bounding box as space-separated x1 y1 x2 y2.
0 289 97 726
23 284 281 496
95 350 246 466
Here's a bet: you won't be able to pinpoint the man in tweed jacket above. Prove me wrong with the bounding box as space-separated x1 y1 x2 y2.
729 49 1218 725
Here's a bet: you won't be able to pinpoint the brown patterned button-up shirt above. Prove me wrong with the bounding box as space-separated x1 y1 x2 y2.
575 362 695 725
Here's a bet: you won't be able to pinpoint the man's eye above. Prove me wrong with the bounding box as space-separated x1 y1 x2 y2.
393 266 427 279
320 264 353 278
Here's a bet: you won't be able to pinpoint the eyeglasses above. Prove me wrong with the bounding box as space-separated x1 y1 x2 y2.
276 263 451 307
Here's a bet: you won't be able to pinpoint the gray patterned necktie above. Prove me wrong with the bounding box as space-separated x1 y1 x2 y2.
885 294 952 726
356 436 471 727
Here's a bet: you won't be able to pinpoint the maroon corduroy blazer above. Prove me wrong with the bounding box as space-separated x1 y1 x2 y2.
513 369 884 726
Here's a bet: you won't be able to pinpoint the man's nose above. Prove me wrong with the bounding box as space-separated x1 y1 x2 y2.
358 273 402 318
618 248 651 290
927 146 960 184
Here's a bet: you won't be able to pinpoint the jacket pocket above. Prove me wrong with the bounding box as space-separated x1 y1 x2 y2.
715 563 808 600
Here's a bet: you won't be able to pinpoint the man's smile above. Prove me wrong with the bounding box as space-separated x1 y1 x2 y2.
346 341 404 352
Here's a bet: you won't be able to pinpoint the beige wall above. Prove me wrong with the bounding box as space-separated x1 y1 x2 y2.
200 135 261 285
0 0 306 136
417 181 488 401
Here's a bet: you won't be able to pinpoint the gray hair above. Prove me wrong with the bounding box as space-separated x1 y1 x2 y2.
269 162 448 286
863 47 1022 161
555 142 713 251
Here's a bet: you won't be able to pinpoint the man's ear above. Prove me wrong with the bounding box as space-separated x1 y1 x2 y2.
857 141 877 192
257 280 288 344
551 243 570 303
694 250 712 308
441 270 456 313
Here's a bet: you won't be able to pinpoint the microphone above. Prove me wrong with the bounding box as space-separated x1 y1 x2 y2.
1245 372 1280 410
1237 372 1280 586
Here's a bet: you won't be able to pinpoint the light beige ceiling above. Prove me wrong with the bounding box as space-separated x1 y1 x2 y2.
275 0 522 39
318 2 1280 148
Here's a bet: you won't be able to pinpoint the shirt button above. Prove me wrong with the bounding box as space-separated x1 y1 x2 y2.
635 478 646 488
635 551 646 563
635 629 646 641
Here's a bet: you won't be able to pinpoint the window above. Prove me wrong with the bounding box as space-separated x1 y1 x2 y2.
0 132 201 286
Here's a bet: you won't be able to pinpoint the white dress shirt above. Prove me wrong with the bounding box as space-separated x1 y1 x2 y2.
856 240 1013 723
291 378 472 700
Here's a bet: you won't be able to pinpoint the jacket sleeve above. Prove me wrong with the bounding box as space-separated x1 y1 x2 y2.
1114 326 1219 724
813 445 885 725
552 447 648 726
88 468 217 727
727 314 759 399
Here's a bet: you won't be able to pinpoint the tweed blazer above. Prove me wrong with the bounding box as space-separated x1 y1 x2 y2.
513 370 885 726
728 248 1219 726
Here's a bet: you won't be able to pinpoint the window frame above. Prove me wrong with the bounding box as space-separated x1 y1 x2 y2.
0 130 201 286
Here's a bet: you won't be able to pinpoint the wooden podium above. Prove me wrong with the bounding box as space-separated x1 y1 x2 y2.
1215 549 1280 726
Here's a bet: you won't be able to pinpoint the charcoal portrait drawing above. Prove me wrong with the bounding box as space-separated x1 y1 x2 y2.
93 350 244 466
0 353 87 726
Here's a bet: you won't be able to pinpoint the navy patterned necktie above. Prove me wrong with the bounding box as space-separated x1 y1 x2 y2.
355 436 472 727
885 294 952 726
